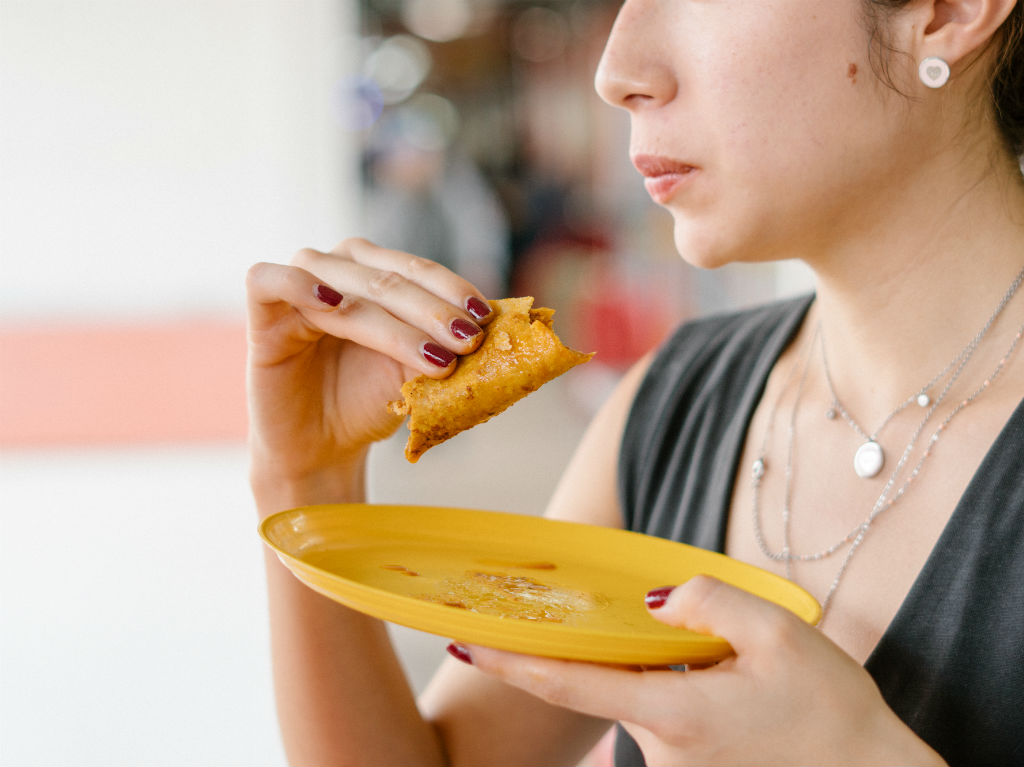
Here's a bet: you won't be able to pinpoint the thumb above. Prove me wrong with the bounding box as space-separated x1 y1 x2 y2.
646 575 807 656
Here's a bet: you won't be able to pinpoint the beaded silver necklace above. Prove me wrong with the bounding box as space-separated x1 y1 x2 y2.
820 265 1024 479
751 283 1024 620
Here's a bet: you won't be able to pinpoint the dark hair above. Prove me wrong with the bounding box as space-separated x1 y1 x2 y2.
862 0 1024 158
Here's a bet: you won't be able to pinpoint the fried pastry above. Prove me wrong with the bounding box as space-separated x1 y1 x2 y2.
388 297 593 462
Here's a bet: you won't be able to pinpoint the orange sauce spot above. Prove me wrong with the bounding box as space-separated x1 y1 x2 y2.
476 559 558 570
381 564 420 576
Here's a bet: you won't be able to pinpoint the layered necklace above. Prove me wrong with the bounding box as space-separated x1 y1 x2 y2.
751 265 1024 619
821 266 1024 479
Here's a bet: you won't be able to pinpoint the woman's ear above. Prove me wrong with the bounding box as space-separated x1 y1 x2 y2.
915 0 1017 66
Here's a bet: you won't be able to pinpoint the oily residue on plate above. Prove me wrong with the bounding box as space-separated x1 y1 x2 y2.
416 570 606 623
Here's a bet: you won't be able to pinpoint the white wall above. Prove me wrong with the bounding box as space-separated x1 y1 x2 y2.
1 445 285 766
0 0 360 323
1 2 362 763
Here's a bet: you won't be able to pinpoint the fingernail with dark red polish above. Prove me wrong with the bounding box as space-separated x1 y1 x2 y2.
466 297 491 321
447 643 473 665
314 284 343 307
450 318 482 340
645 586 675 609
422 342 457 368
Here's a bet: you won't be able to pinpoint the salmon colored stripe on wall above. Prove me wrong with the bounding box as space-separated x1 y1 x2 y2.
0 320 248 447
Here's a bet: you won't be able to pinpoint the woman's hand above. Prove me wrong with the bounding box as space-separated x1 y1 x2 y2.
455 576 947 766
246 238 492 505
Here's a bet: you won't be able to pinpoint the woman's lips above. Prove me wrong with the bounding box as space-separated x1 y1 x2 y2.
632 154 697 204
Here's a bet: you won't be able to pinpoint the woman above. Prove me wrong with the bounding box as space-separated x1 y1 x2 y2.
246 0 1024 764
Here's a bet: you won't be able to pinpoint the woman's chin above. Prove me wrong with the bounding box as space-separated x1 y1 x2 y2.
670 216 790 271
670 224 739 272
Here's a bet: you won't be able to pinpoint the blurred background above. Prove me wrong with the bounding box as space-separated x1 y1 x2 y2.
0 1 811 764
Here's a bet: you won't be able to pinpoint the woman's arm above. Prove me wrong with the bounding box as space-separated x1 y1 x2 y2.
248 240 651 765
248 241 469 765
262 538 447 765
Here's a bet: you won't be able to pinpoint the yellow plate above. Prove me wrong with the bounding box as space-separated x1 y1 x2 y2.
259 504 821 665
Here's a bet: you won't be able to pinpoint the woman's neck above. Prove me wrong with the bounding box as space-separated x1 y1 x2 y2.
804 149 1024 424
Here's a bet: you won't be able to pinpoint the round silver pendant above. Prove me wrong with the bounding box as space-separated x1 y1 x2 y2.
853 440 884 479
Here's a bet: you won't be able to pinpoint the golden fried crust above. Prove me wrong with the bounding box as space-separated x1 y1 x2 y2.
388 297 594 462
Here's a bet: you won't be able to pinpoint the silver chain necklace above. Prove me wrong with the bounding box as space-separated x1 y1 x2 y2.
750 321 979 568
821 265 1024 479
751 292 1024 621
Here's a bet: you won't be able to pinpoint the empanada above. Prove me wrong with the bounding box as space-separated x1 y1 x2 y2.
388 297 593 462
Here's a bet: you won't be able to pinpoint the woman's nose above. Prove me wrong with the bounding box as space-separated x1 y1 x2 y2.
594 0 677 110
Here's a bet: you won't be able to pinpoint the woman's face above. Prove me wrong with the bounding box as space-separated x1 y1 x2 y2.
595 0 922 269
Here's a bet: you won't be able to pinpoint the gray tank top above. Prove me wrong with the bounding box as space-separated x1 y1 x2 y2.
614 296 1024 767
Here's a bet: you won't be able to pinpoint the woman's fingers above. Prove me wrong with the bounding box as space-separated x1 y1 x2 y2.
295 240 490 336
647 575 808 658
246 261 466 378
247 261 343 314
458 643 733 753
458 646 662 725
290 243 490 355
457 579 816 730
333 237 493 322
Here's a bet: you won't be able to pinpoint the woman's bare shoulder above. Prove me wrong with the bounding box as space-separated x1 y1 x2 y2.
543 353 656 529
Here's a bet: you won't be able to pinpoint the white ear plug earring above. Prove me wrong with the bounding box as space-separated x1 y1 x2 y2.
918 56 950 88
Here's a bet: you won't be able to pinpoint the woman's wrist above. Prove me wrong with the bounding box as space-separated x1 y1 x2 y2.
879 711 948 767
250 449 369 519
844 703 947 767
